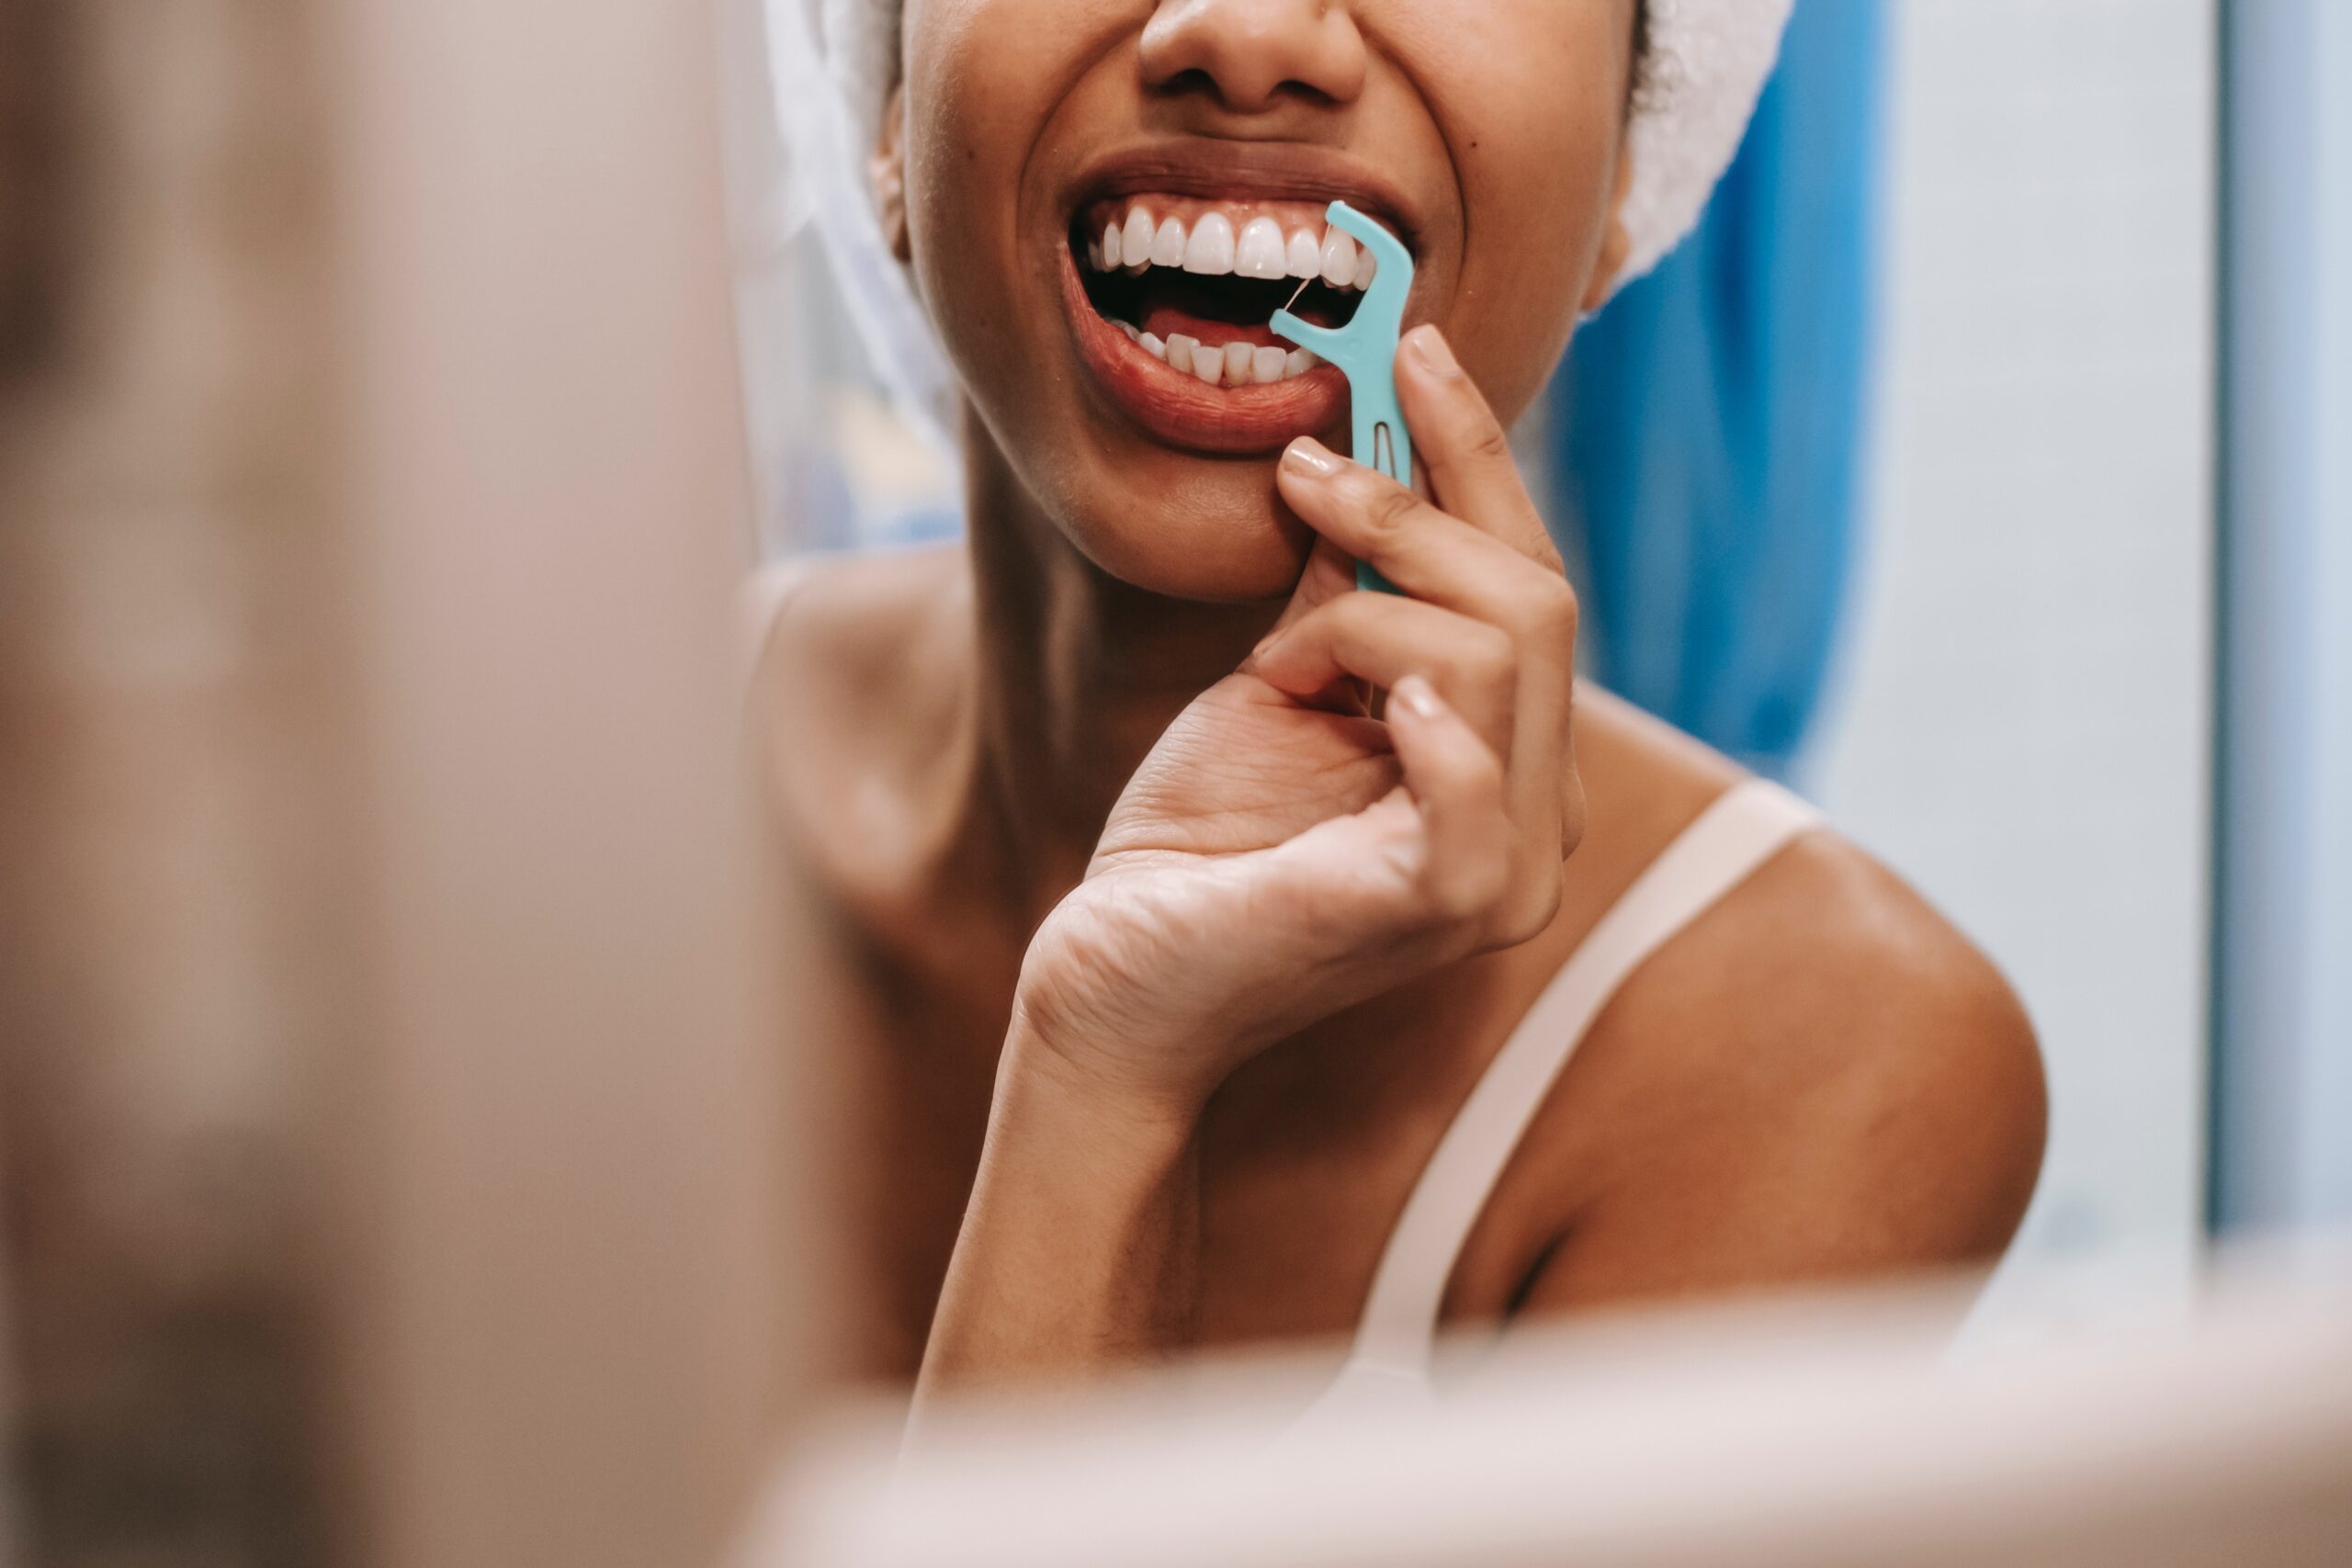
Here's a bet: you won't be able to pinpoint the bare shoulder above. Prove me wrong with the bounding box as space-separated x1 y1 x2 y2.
752 545 967 692
1509 691 2047 1312
1674 824 2052 1247
751 547 973 887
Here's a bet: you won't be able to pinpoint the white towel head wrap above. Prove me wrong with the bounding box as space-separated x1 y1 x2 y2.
764 0 1792 453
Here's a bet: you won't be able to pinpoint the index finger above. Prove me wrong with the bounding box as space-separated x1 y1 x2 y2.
1394 324 1562 573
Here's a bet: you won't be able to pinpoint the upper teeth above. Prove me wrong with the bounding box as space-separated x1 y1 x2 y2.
1087 201 1379 292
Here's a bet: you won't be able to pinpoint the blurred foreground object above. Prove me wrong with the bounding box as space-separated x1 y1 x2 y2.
755 1250 2352 1568
0 1 345 1558
2 0 806 1563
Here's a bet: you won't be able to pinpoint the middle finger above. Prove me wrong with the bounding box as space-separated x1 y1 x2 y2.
1276 438 1579 648
1251 592 1521 762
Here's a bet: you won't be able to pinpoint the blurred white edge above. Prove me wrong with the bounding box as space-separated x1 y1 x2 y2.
738 1241 2352 1568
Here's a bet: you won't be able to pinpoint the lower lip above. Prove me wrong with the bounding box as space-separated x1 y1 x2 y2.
1059 247 1348 456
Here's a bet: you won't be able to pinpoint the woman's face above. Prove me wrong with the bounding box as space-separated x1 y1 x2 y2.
882 0 1638 600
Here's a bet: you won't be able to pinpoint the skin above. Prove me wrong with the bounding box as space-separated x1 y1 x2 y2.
761 0 2048 1402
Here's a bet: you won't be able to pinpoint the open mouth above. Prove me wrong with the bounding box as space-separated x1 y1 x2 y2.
1074 197 1373 386
1059 190 1407 455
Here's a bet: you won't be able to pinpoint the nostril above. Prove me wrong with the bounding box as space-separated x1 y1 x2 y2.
1158 66 1220 102
1137 0 1368 114
1152 66 1341 114
1262 78 1347 112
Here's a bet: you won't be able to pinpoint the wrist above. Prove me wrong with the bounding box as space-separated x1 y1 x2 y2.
915 1010 1207 1395
995 1005 1204 1167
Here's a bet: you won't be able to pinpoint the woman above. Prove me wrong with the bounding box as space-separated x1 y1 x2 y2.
761 0 2046 1406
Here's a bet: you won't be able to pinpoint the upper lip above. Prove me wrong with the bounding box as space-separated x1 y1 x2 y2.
1058 140 1425 258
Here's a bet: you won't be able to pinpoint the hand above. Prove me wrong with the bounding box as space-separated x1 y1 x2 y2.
1012 325 1586 1120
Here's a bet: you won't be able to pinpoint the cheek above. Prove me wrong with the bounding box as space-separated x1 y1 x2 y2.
899 0 1114 434
900 8 1037 351
1389 5 1631 418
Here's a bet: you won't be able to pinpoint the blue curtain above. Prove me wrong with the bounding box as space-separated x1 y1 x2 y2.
1553 0 1884 776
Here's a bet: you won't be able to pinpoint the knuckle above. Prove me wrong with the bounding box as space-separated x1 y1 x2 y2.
1430 836 1509 921
1560 776 1589 858
1307 594 1363 644
1490 868 1565 946
1465 418 1513 466
1525 525 1568 576
1315 587 1375 630
1365 483 1423 539
1520 575 1579 643
1468 621 1517 681
1325 592 1385 650
1463 745 1508 805
1439 626 1516 714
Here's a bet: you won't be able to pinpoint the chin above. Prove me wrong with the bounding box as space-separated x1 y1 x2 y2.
1057 460 1313 604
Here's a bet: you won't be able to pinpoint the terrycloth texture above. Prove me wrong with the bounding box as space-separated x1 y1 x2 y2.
1619 0 1798 280
765 0 1792 451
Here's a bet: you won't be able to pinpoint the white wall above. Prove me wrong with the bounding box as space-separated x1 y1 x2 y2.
1806 0 2218 1321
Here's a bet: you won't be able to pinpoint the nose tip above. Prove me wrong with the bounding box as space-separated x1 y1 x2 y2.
1139 0 1367 113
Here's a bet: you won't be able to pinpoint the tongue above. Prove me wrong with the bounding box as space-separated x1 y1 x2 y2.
1140 303 1287 350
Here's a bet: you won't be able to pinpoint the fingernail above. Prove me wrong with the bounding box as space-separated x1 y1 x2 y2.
1283 437 1341 478
1250 628 1282 662
1405 325 1459 377
1392 674 1441 719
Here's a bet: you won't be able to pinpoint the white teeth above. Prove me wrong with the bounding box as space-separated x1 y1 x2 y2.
1319 228 1358 289
1093 204 1393 291
1138 329 1318 386
1122 208 1156 265
1285 228 1322 279
1150 216 1187 268
1087 207 1398 371
1235 217 1287 280
1182 212 1235 275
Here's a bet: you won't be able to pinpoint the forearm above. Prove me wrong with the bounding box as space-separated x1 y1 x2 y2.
912 1023 1204 1407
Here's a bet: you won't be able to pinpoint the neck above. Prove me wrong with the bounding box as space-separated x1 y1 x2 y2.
959 431 1279 915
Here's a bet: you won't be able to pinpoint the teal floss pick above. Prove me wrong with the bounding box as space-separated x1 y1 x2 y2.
1271 200 1415 594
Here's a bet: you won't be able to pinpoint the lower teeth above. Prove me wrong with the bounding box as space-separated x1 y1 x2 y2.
1120 322 1317 386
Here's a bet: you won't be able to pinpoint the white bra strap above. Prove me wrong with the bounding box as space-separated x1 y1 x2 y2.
1347 777 1822 1373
